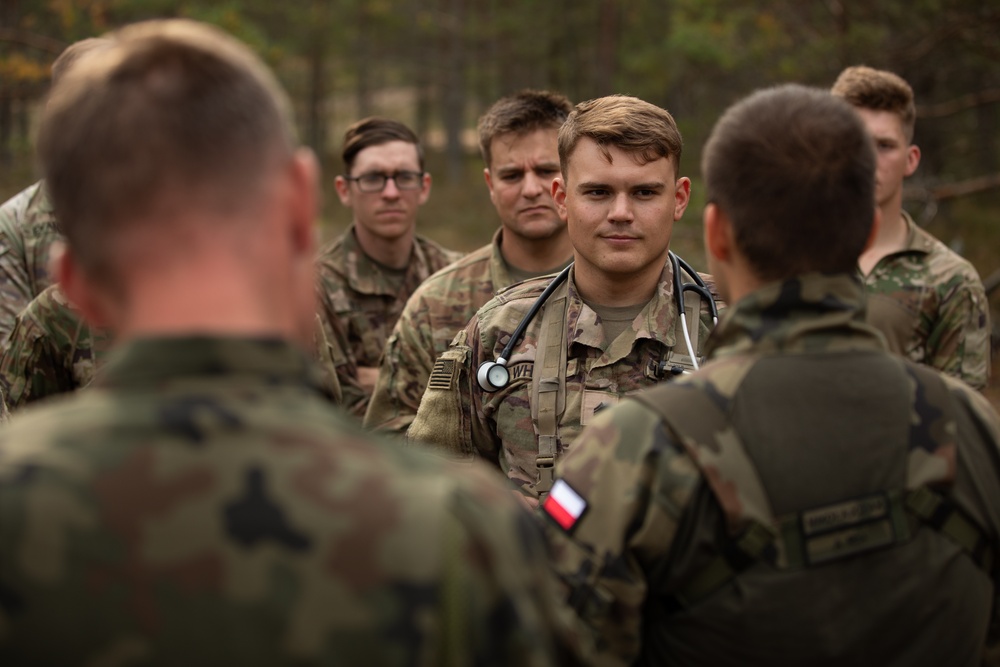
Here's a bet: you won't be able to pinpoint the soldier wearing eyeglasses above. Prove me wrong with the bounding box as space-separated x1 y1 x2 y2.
317 118 463 416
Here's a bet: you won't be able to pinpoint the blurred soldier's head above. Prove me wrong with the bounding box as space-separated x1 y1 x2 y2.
50 37 115 87
334 117 431 250
40 19 318 342
477 89 572 245
553 95 690 294
832 66 920 210
702 84 877 301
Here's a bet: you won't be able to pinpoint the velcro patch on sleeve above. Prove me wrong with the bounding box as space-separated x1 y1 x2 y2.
543 479 588 533
428 358 458 391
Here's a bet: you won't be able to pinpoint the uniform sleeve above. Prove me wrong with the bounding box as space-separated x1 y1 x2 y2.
0 212 32 344
540 399 701 666
316 286 367 417
0 310 72 410
406 319 499 465
364 295 437 433
926 273 990 390
444 467 590 665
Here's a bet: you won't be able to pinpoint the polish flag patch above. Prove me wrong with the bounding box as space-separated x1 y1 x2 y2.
543 479 588 532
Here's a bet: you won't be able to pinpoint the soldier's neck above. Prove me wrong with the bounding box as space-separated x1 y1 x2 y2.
859 198 908 276
353 224 414 270
573 258 660 308
499 228 574 274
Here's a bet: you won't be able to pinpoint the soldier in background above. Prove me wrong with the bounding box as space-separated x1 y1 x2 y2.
364 89 575 433
541 84 1000 666
408 95 719 509
0 20 580 665
317 118 462 417
832 66 990 389
0 37 113 343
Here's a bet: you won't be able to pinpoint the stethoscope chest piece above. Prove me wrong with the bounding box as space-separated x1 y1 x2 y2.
477 359 511 392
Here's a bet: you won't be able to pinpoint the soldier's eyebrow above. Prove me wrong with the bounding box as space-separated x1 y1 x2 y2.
576 181 612 191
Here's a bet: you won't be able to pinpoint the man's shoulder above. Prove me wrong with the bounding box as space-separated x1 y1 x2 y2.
0 182 47 236
475 275 554 327
414 233 464 270
913 226 984 287
403 242 497 312
0 385 512 505
315 229 352 273
418 242 495 288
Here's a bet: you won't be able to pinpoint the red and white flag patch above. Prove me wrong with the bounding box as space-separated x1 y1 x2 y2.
543 479 588 532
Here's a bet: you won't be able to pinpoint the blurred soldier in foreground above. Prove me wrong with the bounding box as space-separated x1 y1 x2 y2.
833 66 990 389
0 37 113 342
317 118 462 416
409 95 719 509
364 90 575 433
541 84 1000 666
0 19 580 665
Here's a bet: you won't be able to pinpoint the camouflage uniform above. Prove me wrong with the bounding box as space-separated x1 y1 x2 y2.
0 287 343 412
0 283 111 410
865 211 990 389
542 272 1000 666
365 229 516 433
0 182 63 342
0 336 585 665
316 225 462 416
407 257 720 500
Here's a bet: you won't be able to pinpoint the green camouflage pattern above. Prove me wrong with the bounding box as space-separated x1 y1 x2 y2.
364 230 512 433
407 257 721 500
0 182 63 342
543 272 1000 666
0 337 586 665
0 283 111 410
0 289 343 412
865 211 990 389
316 226 463 417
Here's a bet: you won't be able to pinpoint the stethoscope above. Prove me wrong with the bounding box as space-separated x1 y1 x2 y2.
476 251 719 392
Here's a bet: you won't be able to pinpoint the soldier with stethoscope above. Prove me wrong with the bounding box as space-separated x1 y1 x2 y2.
407 94 721 510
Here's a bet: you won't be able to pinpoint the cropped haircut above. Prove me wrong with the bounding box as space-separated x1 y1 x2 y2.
341 117 424 173
477 89 572 168
831 66 917 142
50 37 114 87
558 95 683 177
38 19 297 282
702 84 875 281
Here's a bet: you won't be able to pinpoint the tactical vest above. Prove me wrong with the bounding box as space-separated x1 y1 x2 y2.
532 266 708 496
631 356 994 613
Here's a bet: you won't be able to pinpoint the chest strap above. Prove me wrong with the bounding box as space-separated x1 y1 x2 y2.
531 287 569 497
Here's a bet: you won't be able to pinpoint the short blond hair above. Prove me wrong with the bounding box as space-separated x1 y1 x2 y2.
557 95 683 177
831 66 917 141
39 19 297 281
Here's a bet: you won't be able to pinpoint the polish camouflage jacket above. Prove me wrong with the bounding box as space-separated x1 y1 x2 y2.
0 283 111 410
0 182 63 343
865 211 990 389
364 229 513 433
0 337 586 666
407 257 721 500
316 225 462 417
541 272 1000 667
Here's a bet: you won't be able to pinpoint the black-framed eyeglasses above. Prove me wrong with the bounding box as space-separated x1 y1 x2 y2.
344 170 425 193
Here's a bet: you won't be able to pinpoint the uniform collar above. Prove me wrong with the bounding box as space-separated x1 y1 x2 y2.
705 272 884 360
93 336 327 394
327 225 430 296
565 257 678 355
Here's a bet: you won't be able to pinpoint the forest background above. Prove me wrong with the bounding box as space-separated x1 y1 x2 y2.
2 0 1000 397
